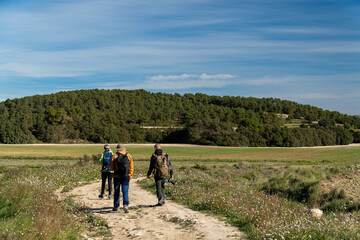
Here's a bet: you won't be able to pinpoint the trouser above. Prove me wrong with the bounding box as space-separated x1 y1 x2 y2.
155 177 166 204
114 176 130 208
101 172 113 195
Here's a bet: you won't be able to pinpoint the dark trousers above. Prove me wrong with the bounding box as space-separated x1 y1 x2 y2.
155 177 166 204
114 176 130 208
101 172 113 195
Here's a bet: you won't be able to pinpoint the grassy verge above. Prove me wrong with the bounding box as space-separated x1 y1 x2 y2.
0 159 100 239
139 163 360 239
0 154 151 240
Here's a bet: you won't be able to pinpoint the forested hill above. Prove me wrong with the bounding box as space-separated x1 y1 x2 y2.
0 89 359 146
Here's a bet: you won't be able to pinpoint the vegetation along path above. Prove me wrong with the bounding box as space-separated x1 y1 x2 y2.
60 178 243 240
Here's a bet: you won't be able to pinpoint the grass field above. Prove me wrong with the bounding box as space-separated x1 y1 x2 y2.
1 144 360 239
1 143 360 162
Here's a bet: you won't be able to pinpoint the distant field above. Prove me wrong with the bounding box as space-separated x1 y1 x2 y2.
1 143 360 167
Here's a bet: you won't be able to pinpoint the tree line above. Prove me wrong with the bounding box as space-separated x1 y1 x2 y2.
0 89 359 146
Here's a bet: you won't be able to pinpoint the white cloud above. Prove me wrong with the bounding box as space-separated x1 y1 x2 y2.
99 73 291 90
139 73 237 89
100 73 238 90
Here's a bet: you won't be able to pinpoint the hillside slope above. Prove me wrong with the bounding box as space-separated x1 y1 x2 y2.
0 89 359 146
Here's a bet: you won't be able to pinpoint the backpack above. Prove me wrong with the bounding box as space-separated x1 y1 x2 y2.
154 154 169 178
115 152 130 177
102 151 112 172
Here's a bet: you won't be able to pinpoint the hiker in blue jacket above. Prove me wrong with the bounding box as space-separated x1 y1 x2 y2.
98 144 114 199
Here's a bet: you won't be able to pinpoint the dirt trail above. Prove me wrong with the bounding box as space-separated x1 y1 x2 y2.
61 178 243 240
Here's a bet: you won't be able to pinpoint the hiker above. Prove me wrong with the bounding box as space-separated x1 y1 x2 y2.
98 144 113 199
147 143 174 206
109 144 134 213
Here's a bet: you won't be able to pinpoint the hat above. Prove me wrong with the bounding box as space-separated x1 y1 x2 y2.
116 144 126 151
104 144 110 150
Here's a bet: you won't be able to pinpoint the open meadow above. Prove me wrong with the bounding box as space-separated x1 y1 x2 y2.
1 144 360 239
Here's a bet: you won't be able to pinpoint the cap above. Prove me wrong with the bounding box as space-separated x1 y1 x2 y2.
116 144 126 151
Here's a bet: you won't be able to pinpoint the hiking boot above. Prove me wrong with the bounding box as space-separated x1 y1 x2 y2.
108 195 112 200
124 205 129 213
98 194 104 198
112 207 119 211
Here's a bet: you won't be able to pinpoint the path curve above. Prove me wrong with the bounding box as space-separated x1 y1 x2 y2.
61 178 243 240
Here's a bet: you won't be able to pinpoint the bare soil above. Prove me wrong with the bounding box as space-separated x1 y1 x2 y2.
60 178 243 240
320 170 360 202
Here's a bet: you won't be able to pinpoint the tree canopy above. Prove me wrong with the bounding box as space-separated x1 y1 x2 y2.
0 89 359 146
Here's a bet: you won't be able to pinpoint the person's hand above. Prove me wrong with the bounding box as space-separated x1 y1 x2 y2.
147 175 150 179
170 175 174 180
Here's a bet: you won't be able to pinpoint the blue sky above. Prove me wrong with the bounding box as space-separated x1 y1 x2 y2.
0 0 359 115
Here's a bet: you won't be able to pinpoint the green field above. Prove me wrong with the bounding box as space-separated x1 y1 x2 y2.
1 143 360 163
1 144 360 239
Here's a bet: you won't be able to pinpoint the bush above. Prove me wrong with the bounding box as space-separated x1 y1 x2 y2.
262 174 320 204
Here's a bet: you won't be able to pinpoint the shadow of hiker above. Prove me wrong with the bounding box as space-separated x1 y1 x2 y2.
85 206 114 214
129 204 158 210
83 204 161 215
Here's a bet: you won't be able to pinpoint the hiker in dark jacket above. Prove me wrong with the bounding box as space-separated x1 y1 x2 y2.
98 144 113 199
109 144 134 213
147 143 173 206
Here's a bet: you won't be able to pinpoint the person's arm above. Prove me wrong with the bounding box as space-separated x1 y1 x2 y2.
99 152 104 164
128 153 134 179
147 155 155 178
167 154 174 178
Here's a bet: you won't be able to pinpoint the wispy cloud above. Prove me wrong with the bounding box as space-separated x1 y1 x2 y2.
0 0 359 114
0 62 82 78
260 27 357 36
99 73 291 90
102 73 237 90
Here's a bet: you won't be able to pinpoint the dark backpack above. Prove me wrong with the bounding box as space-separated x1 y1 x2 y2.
102 151 112 172
154 154 169 178
115 153 130 177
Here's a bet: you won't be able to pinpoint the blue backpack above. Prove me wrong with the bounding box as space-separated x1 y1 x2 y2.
102 151 112 172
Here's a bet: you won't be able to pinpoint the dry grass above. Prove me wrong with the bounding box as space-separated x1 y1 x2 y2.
140 164 360 239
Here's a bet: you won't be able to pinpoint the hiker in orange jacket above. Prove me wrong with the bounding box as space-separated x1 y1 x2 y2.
109 144 134 213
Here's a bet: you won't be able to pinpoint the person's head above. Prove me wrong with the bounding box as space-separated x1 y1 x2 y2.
154 143 161 151
104 144 110 151
116 144 126 151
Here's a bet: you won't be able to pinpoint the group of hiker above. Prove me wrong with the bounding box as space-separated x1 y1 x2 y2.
98 143 174 212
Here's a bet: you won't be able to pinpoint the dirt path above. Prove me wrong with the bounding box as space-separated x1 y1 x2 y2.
61 178 243 240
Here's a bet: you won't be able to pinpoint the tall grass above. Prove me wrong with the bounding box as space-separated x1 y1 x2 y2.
0 153 150 239
0 161 99 239
139 165 360 239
